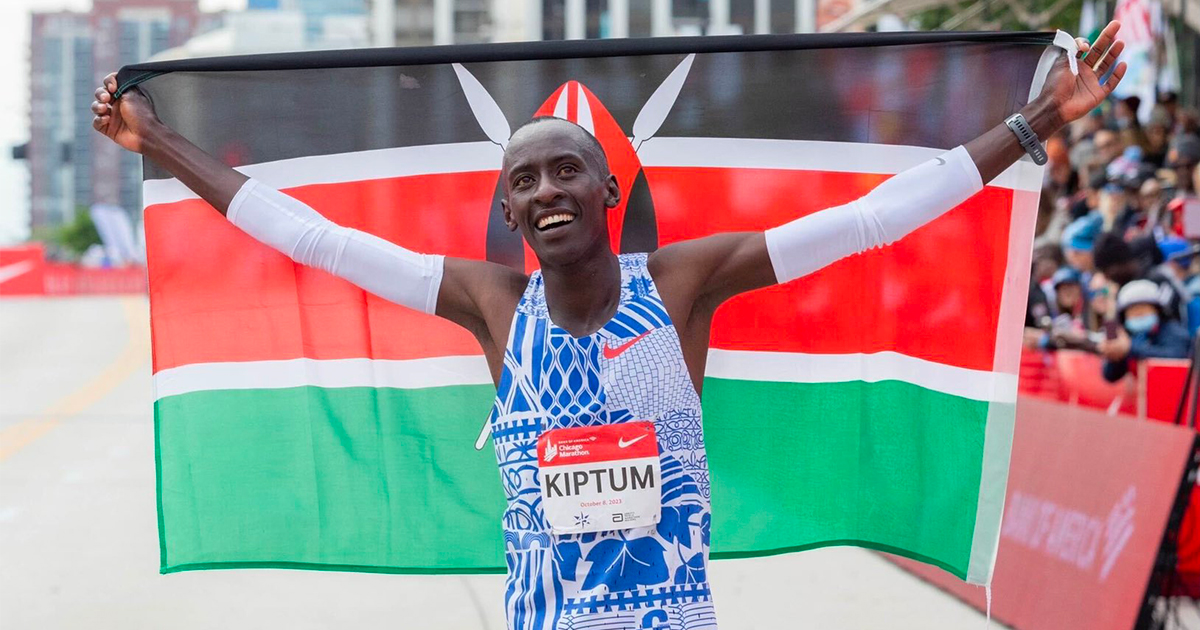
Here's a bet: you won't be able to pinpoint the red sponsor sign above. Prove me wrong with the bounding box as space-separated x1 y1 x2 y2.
891 397 1196 630
0 244 46 296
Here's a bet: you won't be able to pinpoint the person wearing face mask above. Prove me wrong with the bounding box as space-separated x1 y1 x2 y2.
1100 279 1191 382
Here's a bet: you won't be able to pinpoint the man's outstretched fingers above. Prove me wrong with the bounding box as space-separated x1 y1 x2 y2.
1104 63 1128 94
1097 40 1125 75
1090 38 1117 72
1083 21 1120 68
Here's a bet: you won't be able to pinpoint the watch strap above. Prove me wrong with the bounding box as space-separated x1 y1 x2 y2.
1004 112 1048 165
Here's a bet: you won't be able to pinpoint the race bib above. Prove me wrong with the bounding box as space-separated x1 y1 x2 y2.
537 421 662 534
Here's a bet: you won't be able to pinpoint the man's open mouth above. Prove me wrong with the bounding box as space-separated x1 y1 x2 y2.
535 212 576 231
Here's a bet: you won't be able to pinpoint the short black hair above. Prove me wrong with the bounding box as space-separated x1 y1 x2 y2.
509 116 609 175
1093 231 1134 270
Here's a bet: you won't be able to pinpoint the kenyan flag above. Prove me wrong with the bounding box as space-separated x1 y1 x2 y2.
124 32 1057 584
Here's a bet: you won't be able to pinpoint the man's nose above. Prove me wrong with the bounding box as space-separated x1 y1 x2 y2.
532 177 564 205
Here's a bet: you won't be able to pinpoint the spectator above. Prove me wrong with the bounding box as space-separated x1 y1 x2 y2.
1164 134 1200 235
1093 230 1185 325
1137 177 1166 231
1158 237 1199 334
1069 168 1108 220
1041 267 1094 351
1051 267 1087 320
1087 272 1117 333
1094 129 1123 166
1061 213 1101 273
1100 280 1192 381
1143 106 1173 167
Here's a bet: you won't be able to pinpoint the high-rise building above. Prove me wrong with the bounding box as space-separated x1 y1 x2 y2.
28 12 93 233
372 0 815 46
26 0 201 234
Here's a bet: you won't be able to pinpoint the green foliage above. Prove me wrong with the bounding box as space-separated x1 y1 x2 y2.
914 0 1085 32
55 207 102 256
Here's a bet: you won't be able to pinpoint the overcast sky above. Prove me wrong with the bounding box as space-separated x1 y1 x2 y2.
0 0 246 245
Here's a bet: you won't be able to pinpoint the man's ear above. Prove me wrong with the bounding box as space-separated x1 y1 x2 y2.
604 174 621 209
502 199 518 231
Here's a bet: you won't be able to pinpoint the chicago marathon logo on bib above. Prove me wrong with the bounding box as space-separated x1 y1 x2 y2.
537 421 662 534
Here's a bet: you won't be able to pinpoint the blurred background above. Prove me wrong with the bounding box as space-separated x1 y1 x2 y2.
2 0 1199 629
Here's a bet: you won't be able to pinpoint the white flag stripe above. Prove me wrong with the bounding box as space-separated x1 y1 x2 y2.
153 350 1014 403
705 349 1017 404
153 355 493 401
142 141 504 207
143 138 1039 207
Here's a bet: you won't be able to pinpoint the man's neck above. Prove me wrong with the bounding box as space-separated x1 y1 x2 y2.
540 248 622 338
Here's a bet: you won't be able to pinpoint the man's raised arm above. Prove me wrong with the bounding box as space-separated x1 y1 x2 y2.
91 73 513 345
653 22 1128 319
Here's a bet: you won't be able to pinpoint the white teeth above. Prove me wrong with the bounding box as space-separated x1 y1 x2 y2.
537 213 575 229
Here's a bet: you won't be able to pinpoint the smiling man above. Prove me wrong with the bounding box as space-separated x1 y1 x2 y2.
93 24 1125 630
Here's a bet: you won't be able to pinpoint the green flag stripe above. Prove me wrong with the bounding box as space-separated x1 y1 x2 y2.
157 379 990 578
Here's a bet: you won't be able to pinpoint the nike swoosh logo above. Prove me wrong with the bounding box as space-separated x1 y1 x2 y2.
935 157 946 166
618 435 647 448
603 331 651 360
0 260 35 284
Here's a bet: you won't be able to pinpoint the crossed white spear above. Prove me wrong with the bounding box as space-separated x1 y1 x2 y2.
453 54 696 451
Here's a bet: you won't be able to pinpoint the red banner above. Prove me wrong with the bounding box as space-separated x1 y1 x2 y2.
0 244 46 295
892 397 1196 630
0 243 147 297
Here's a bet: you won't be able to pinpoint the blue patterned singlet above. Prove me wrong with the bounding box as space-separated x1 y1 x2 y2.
488 253 717 630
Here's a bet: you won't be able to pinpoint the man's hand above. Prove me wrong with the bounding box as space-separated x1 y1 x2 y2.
91 72 160 154
1040 21 1128 128
1099 327 1132 362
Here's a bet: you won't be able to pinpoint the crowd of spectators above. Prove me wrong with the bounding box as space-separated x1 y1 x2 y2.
1024 93 1199 382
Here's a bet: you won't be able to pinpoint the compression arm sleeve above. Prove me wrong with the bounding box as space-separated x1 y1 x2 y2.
226 178 444 314
764 145 984 283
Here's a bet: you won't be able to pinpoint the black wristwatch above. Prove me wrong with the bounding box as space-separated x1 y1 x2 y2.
1004 113 1048 165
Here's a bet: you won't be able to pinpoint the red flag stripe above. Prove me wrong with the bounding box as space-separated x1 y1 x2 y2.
146 168 1010 373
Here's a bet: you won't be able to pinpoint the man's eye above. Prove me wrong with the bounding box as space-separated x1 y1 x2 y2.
516 175 534 187
560 165 577 176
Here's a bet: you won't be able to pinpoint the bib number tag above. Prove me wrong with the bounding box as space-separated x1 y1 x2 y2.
537 421 661 534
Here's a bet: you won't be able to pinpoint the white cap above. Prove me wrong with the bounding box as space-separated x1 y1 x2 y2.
1116 280 1163 314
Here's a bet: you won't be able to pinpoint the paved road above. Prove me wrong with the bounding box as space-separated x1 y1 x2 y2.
1 296 1011 629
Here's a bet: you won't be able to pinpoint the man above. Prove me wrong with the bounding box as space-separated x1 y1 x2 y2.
1100 279 1191 382
1094 231 1185 326
1061 212 1101 272
1156 237 1198 334
1165 134 1200 235
92 24 1126 630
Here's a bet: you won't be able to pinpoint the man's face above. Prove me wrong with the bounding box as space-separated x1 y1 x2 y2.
1065 248 1094 272
501 120 620 267
1095 131 1121 164
1056 283 1083 312
1103 260 1140 286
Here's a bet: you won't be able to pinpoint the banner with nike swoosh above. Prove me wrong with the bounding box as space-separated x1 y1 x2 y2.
122 32 1056 584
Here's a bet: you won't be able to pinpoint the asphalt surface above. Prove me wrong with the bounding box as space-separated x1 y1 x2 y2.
0 295 1012 629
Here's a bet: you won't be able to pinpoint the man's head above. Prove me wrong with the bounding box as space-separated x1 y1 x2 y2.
1167 134 1200 194
1051 267 1084 314
1092 231 1141 285
1116 279 1164 334
1094 129 1122 164
1061 214 1100 271
500 117 620 267
1159 237 1194 278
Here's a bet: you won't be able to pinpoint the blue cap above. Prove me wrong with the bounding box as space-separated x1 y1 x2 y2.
1159 237 1194 267
1062 213 1102 252
1051 266 1083 288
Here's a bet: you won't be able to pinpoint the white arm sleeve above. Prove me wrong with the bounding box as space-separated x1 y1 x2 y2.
764 145 984 283
226 178 444 314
